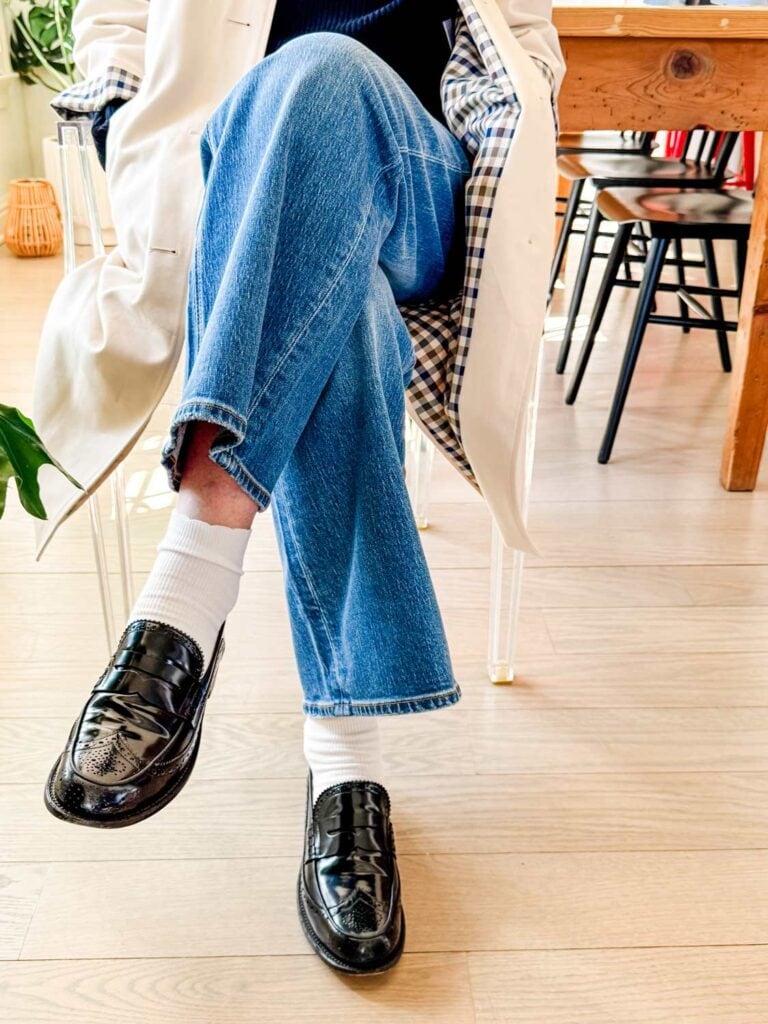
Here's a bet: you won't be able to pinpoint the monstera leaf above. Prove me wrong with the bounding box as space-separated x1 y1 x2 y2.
0 404 82 520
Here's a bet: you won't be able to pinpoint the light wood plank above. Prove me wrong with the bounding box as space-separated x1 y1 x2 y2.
4 772 768 863
5 704 768 786
0 864 48 960
469 947 768 1024
0 706 472 784
6 497 768 573
545 606 768 655
19 851 768 959
471 708 768 774
11 564 768 629
5 648 768 718
0 954 476 1024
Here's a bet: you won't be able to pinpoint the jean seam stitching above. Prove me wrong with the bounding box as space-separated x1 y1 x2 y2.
397 147 467 174
302 687 461 716
306 683 460 708
210 450 271 508
279 489 346 705
170 399 248 430
245 156 403 421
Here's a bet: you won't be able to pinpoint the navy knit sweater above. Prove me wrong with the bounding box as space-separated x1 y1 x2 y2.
266 1 458 120
93 2 458 168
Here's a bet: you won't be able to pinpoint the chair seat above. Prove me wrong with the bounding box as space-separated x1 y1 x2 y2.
557 152 723 187
597 187 753 231
557 131 651 155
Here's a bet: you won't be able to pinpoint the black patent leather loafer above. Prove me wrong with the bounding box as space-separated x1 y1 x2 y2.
298 775 405 974
44 619 224 828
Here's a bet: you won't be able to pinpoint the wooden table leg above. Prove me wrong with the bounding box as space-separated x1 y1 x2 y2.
721 134 768 491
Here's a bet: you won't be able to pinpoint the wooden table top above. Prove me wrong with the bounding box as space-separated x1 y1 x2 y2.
554 3 768 39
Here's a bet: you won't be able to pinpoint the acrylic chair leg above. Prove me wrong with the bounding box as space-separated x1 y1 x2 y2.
60 120 118 650
112 466 135 622
56 122 78 275
405 418 434 530
487 347 543 682
488 525 527 683
88 493 117 655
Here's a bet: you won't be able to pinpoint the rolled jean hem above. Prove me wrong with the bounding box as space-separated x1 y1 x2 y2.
302 682 461 717
160 399 272 510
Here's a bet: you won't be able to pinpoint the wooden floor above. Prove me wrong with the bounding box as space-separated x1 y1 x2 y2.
2 236 768 1023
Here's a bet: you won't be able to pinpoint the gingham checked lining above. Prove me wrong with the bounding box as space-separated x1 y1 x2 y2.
52 65 142 118
51 4 557 490
400 5 554 487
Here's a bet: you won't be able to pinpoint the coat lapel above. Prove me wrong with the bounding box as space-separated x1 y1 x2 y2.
403 0 526 492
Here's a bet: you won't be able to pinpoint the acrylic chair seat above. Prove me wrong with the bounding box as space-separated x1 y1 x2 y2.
57 120 135 654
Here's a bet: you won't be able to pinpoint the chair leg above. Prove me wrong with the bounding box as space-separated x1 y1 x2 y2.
488 525 526 683
735 237 748 293
112 466 135 621
88 492 118 655
556 202 604 375
405 418 434 530
70 120 107 259
566 222 634 405
700 238 731 373
56 122 78 276
598 237 670 464
674 238 691 334
549 178 585 302
487 346 543 683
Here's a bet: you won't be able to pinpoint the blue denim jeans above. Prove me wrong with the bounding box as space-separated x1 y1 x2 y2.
161 33 469 716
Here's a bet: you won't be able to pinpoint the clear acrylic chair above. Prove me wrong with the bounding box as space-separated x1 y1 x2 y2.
405 348 542 683
57 120 134 653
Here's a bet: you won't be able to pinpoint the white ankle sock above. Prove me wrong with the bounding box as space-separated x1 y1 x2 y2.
304 716 385 805
129 510 251 669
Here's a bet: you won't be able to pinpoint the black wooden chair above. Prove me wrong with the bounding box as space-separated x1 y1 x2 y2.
557 131 655 157
553 134 657 286
563 185 752 464
551 131 740 372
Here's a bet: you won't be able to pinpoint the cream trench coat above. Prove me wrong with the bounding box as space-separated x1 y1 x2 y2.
31 0 565 557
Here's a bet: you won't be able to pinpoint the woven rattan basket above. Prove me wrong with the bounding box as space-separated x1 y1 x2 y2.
4 178 63 258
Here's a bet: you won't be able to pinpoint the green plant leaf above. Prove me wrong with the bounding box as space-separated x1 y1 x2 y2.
0 404 83 521
4 0 79 91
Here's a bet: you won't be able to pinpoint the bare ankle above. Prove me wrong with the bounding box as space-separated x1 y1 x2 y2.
176 422 258 529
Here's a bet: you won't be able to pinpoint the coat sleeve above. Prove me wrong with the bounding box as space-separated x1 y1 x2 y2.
71 0 150 80
50 0 149 118
502 0 565 91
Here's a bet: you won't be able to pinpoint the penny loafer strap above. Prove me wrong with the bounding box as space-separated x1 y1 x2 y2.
95 668 201 720
111 649 196 688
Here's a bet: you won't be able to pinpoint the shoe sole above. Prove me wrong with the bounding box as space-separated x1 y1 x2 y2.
43 728 203 829
296 874 406 975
